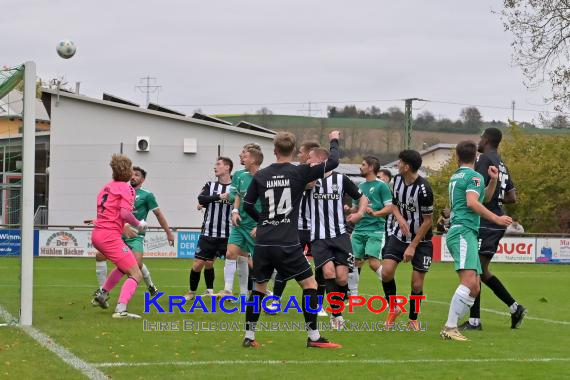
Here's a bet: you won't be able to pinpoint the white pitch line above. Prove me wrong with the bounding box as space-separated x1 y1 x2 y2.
94 357 570 368
425 299 570 326
358 293 570 326
0 303 108 380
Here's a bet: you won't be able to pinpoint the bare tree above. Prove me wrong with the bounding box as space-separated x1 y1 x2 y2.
500 0 570 110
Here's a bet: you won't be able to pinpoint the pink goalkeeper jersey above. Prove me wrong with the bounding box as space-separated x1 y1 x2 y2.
94 180 136 236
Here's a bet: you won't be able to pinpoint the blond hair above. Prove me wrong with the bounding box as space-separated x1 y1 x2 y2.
246 147 264 165
110 154 133 182
274 132 296 156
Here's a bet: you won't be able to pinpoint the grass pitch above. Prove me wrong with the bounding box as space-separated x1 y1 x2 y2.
1 258 569 379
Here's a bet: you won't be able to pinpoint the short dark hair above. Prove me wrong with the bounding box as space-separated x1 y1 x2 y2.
300 141 320 152
483 127 502 148
378 168 392 181
398 150 422 172
132 166 147 179
363 156 381 174
456 140 478 164
217 156 233 173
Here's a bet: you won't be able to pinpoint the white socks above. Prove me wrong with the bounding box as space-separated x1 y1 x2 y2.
115 303 127 313
307 329 320 341
237 256 249 295
348 270 359 296
509 302 519 314
224 259 237 292
376 265 383 282
446 284 475 328
95 260 107 289
141 264 154 287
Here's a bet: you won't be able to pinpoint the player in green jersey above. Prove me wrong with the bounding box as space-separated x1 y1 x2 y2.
345 156 392 297
441 141 511 341
217 145 263 299
92 166 175 306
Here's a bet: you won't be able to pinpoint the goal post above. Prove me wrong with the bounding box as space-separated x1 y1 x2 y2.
20 61 36 326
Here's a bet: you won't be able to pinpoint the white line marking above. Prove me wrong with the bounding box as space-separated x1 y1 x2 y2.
0 303 108 380
426 299 570 326
359 293 570 326
94 357 570 368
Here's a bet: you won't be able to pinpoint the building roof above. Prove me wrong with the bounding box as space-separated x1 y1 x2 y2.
384 143 456 169
42 88 276 139
0 90 50 122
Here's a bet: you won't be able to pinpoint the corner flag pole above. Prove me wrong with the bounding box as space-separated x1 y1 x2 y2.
20 61 36 326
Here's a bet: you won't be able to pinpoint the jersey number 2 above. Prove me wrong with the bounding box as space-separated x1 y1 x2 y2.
265 188 291 219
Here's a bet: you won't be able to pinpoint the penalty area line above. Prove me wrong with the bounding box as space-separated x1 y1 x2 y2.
94 357 570 368
0 303 109 380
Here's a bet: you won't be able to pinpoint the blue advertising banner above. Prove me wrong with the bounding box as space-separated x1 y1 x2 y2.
0 229 39 256
177 231 201 258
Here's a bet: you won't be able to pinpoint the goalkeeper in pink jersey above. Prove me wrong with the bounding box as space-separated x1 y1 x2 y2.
91 154 148 319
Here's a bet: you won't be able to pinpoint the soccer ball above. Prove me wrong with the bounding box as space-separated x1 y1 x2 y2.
56 40 76 59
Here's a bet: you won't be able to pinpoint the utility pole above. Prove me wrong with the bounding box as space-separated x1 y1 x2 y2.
511 100 515 121
403 98 425 150
136 76 162 106
297 101 320 117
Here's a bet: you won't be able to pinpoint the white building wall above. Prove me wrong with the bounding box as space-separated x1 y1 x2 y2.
421 149 453 171
48 94 275 227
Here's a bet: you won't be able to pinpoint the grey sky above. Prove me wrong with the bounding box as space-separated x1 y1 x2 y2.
2 0 558 123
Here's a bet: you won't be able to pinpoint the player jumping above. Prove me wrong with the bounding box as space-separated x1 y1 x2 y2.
91 154 148 319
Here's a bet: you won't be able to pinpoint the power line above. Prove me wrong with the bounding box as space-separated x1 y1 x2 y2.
162 97 570 116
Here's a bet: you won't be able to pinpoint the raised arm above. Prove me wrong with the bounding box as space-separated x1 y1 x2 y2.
304 130 341 182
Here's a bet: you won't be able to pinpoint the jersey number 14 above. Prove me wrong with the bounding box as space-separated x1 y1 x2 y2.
265 188 292 219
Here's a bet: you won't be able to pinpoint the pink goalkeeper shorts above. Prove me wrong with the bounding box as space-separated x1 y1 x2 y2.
92 228 137 272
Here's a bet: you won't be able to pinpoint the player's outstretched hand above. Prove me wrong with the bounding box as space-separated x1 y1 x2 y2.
403 245 416 263
343 204 350 212
123 223 138 238
232 212 241 226
137 220 148 233
495 215 513 227
346 212 362 224
329 130 340 141
398 218 411 238
197 204 203 211
488 166 499 180
167 231 175 246
250 227 257 238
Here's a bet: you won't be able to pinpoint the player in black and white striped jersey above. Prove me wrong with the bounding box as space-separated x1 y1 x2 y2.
271 141 322 312
382 150 434 330
309 147 368 329
185 157 233 300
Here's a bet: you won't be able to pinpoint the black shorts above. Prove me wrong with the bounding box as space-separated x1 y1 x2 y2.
299 230 312 256
311 234 355 270
478 227 506 258
382 235 433 273
252 244 313 283
195 236 228 261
